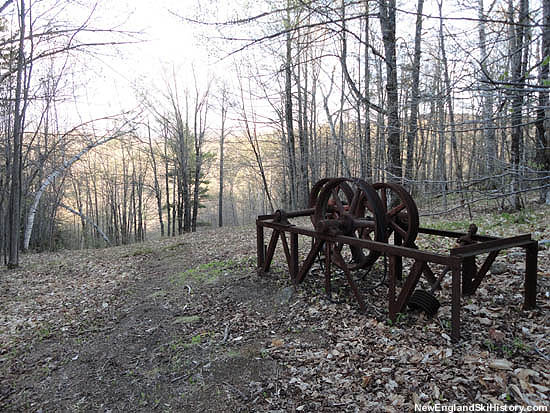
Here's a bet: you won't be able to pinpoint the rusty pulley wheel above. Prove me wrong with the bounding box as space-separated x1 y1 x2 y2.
313 178 387 269
372 182 419 247
309 178 354 227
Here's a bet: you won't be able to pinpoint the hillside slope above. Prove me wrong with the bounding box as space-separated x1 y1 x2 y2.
1 206 549 411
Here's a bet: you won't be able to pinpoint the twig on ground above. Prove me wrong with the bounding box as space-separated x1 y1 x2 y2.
222 323 231 343
170 361 209 383
223 381 249 401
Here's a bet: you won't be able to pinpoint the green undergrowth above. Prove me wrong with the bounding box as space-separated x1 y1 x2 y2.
124 246 155 257
422 204 549 238
425 219 471 232
173 258 249 285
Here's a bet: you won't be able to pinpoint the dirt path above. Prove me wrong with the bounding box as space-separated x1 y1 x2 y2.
1 217 549 412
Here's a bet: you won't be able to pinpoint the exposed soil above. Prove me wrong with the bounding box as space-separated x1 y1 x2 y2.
1 205 549 412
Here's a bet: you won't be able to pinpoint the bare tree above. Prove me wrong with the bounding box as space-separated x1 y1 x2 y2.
536 0 550 204
510 0 529 209
146 121 164 236
379 0 401 182
218 84 230 227
404 0 425 188
7 0 26 267
478 0 497 186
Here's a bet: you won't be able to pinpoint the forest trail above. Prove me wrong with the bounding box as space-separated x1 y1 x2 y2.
1 205 550 412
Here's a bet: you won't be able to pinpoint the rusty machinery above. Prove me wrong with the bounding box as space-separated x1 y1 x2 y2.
256 177 539 342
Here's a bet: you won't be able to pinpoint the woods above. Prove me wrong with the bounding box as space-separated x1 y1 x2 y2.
1 0 550 267
2 2 550 411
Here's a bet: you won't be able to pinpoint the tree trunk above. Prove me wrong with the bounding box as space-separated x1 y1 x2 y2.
7 0 25 268
147 122 164 236
363 1 372 181
379 0 402 182
163 125 171 237
24 124 127 250
478 0 497 187
218 93 227 227
438 0 463 187
510 0 529 209
405 0 424 189
284 3 297 209
536 0 550 203
60 203 111 245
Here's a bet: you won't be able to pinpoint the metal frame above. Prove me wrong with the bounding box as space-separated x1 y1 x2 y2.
256 214 538 342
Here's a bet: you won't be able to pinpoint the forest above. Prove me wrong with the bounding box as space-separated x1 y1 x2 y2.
0 0 549 264
1 1 550 411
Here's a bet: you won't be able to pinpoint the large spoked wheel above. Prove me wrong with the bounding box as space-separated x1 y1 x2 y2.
309 178 354 227
308 178 332 209
313 178 387 270
372 182 419 247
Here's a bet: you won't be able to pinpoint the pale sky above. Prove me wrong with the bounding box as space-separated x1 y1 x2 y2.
71 0 218 122
54 0 486 130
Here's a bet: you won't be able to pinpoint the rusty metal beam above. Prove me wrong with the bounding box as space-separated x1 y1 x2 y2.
451 234 533 257
263 230 280 273
256 222 264 273
422 263 438 286
279 232 292 278
257 208 315 221
451 263 462 342
324 243 332 297
389 260 425 320
419 227 497 241
462 257 476 296
258 220 460 266
290 232 299 282
469 250 499 293
524 241 538 310
332 249 367 312
296 238 324 283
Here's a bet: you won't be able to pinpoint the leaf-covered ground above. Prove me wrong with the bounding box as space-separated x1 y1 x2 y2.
1 204 549 412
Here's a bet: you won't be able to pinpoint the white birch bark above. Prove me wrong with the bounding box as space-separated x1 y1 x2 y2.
58 203 111 246
23 132 125 250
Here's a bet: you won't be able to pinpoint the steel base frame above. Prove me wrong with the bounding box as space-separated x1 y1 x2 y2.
256 218 538 343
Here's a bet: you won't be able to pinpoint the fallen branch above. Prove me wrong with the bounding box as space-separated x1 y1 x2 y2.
58 203 111 246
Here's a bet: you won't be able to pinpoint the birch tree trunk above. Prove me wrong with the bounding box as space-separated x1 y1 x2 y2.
23 131 126 251
59 203 111 245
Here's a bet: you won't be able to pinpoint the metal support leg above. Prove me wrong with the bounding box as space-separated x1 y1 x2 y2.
451 263 462 343
256 223 264 275
290 232 299 283
324 243 332 298
332 249 367 313
524 242 538 310
394 233 403 281
263 230 280 273
388 255 397 322
462 256 476 296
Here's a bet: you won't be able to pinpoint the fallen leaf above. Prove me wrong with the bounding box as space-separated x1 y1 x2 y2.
271 338 284 347
489 328 505 342
489 359 513 370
